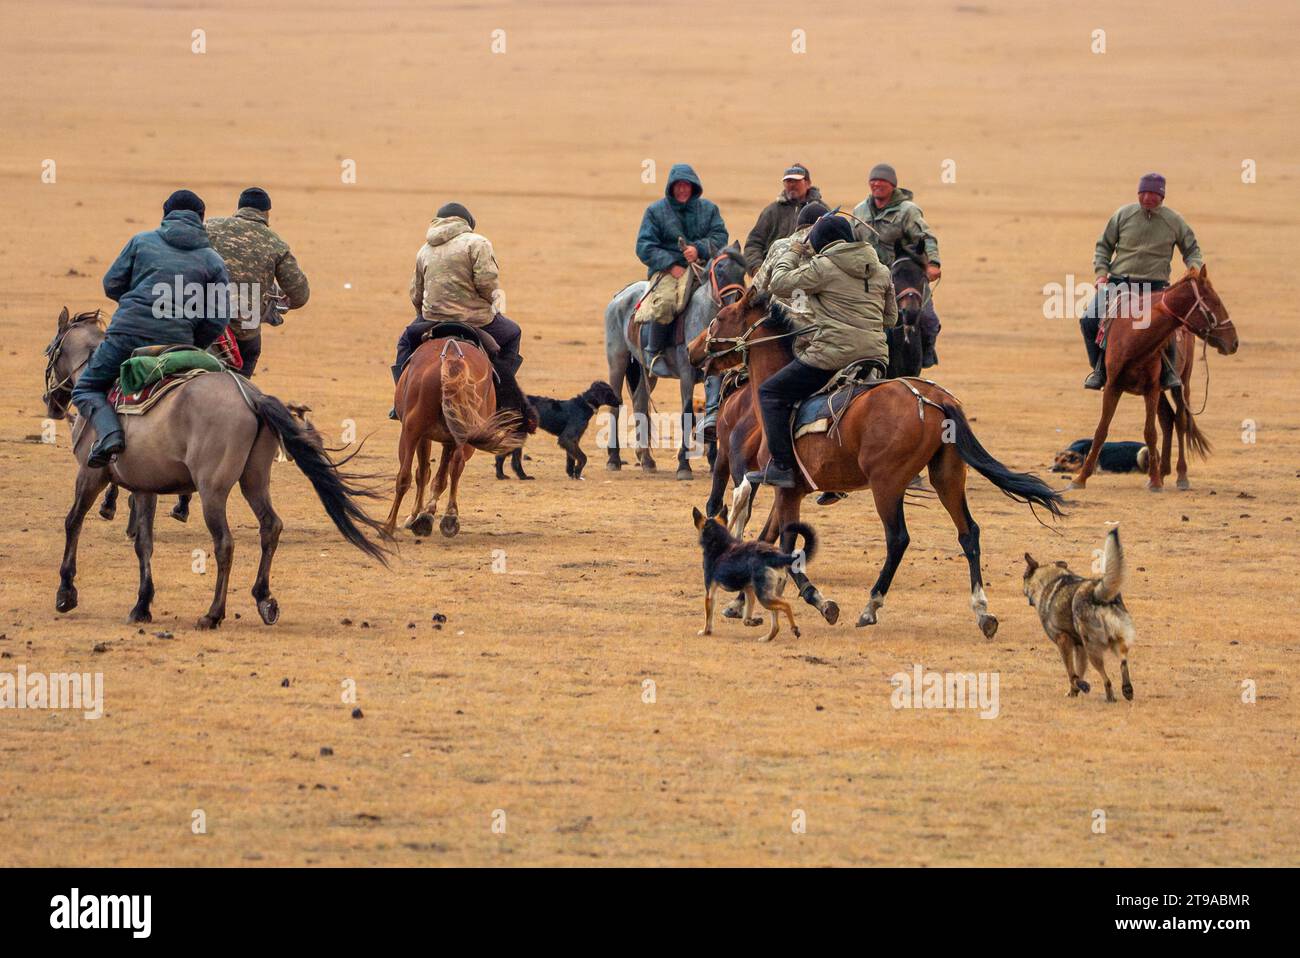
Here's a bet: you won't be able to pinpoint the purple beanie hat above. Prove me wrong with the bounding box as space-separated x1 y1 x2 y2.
1137 173 1166 197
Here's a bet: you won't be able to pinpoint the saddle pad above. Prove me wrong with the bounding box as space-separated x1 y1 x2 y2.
118 348 223 394
109 368 210 415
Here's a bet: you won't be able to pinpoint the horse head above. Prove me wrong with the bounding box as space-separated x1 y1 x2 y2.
43 306 104 419
702 240 747 308
1176 265 1238 356
690 289 785 375
890 239 929 331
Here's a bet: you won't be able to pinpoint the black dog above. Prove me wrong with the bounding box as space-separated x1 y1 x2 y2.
693 505 817 642
496 380 621 480
1051 439 1150 474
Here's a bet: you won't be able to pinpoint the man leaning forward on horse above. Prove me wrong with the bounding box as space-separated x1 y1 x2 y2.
393 202 530 430
72 189 232 468
1083 172 1203 391
747 214 897 489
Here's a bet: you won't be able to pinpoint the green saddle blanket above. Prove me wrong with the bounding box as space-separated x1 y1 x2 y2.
118 349 223 395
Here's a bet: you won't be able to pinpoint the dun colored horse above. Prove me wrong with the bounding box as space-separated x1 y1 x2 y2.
1070 266 1239 491
693 290 1065 636
42 309 390 629
385 335 521 538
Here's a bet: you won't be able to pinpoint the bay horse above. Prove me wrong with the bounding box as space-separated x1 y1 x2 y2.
385 334 521 538
1070 266 1238 491
603 242 747 479
694 290 1065 637
42 309 390 629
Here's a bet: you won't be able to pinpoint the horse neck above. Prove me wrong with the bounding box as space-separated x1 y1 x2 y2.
684 284 718 339
1114 290 1179 356
65 327 103 387
746 328 795 383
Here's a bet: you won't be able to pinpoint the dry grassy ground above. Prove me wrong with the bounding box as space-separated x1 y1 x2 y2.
1 0 1297 866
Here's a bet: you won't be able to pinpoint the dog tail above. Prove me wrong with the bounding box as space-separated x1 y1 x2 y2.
776 521 818 567
1094 527 1125 602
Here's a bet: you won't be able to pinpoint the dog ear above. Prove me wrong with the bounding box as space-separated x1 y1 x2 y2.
717 503 729 525
1023 553 1038 572
1054 560 1069 569
692 506 705 529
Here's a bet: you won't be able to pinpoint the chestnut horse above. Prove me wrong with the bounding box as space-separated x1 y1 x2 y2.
1070 266 1239 491
692 291 1064 637
385 336 521 538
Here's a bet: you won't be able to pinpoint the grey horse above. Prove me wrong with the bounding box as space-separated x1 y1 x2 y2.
603 242 747 479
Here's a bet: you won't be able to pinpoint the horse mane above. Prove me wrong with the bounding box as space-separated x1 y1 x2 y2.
70 308 105 330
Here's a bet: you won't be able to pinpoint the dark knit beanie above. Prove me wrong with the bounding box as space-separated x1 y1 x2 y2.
809 214 854 253
162 189 206 218
1137 173 1166 197
797 201 830 228
238 187 272 211
436 202 475 229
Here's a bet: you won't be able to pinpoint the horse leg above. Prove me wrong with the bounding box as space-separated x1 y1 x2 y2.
1070 384 1121 489
407 438 435 537
1142 388 1164 491
171 493 191 523
1157 395 1175 479
857 487 910 628
125 492 138 540
772 487 838 624
440 446 467 537
196 487 234 630
427 444 453 524
126 493 157 623
383 427 417 536
929 445 998 638
98 482 118 521
56 466 110 613
633 369 655 472
606 351 629 470
1173 400 1190 490
676 372 694 481
239 440 283 625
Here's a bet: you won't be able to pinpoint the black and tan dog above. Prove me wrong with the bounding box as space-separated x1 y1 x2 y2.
1023 527 1135 702
496 381 620 480
1051 439 1148 474
693 506 816 642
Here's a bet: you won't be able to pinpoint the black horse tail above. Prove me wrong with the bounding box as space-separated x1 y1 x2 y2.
778 520 818 565
1163 390 1212 460
940 402 1066 519
254 393 393 564
626 356 643 396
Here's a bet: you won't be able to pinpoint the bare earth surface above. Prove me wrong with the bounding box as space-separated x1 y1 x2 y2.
1 0 1297 866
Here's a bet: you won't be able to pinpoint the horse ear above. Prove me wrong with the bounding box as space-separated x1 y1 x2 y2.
692 506 705 529
1023 553 1038 572
58 306 70 330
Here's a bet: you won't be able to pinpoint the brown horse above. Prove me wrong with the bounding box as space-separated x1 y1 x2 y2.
1070 266 1238 492
385 335 521 538
42 309 390 629
703 375 765 535
691 291 1065 636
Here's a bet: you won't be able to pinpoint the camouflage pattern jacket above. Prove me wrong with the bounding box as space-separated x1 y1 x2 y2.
410 217 501 327
206 207 310 341
750 223 813 296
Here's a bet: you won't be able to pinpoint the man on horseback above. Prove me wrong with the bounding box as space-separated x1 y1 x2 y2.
1083 173 1204 391
851 163 942 367
205 187 311 377
393 202 528 425
742 163 824 274
746 214 897 489
71 190 231 468
635 163 728 378
750 200 829 295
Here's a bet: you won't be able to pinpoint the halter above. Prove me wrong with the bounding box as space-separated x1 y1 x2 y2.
706 251 746 307
1173 278 1223 336
42 311 101 412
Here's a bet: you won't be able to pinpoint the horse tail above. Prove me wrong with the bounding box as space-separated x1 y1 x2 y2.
253 393 392 564
778 521 818 566
940 402 1066 518
625 356 643 396
440 346 523 455
1169 388 1212 460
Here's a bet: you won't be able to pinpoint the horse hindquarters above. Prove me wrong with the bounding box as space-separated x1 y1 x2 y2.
239 426 284 624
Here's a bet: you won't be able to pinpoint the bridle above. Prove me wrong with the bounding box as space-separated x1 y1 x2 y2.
705 251 746 308
42 312 100 413
1170 278 1224 338
701 306 816 364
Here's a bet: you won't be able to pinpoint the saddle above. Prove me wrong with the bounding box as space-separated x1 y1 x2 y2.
108 367 213 415
420 321 499 358
792 359 889 440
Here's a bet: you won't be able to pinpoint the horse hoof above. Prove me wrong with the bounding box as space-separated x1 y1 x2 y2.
257 597 280 625
722 605 742 620
1176 478 1190 491
440 515 460 537
791 626 801 638
821 600 840 625
1146 482 1163 493
99 505 116 521
127 608 152 624
743 616 764 627
640 460 657 472
170 507 188 523
979 614 999 639
1066 481 1085 491
676 468 693 481
409 513 434 537
1076 679 1091 694
196 615 221 630
55 589 77 613
856 611 878 628
1123 684 1134 701
606 460 623 471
